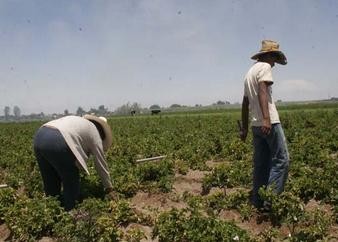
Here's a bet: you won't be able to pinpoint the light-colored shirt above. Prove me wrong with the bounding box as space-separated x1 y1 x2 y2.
43 116 113 189
244 62 280 126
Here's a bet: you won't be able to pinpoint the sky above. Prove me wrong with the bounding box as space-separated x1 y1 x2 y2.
1 0 338 115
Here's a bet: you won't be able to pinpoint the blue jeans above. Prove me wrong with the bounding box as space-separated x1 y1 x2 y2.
34 126 80 211
251 123 289 208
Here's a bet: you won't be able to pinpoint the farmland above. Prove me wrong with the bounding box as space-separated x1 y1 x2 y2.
0 103 337 241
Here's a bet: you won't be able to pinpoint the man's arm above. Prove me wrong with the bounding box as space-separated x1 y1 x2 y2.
91 143 113 189
240 96 249 142
258 81 271 135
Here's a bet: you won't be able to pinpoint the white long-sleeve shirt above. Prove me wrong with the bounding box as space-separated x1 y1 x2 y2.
43 116 113 189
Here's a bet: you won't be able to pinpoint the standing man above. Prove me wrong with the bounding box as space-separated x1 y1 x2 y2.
240 40 290 209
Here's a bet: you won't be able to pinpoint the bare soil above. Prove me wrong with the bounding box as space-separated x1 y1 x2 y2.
0 223 10 242
173 170 207 195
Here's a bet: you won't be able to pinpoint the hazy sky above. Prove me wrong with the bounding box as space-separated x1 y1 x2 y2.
1 0 338 114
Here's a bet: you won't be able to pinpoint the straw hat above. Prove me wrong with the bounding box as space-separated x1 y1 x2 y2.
251 40 287 65
83 114 112 151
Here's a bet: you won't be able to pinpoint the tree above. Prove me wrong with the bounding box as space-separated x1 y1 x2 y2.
76 107 86 116
130 102 142 114
13 106 21 118
4 106 10 120
150 104 161 115
170 104 181 108
114 103 131 115
115 102 142 115
216 100 226 105
150 104 161 110
98 105 108 116
88 108 98 115
64 109 69 116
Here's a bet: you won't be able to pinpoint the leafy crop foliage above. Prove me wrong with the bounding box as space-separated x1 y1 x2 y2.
259 187 332 241
0 105 337 240
53 198 139 242
184 189 254 220
202 161 252 194
135 159 174 192
153 207 253 242
0 187 16 221
4 196 65 241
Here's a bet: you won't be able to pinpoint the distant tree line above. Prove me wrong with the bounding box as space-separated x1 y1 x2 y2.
0 100 238 122
3 106 21 120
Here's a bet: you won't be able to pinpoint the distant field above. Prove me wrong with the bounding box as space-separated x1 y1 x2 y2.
134 100 338 116
0 104 337 241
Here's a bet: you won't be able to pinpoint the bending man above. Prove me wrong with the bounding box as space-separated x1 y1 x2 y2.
34 114 115 210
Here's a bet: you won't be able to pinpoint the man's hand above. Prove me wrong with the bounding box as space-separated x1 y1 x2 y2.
239 128 248 142
261 118 271 135
241 96 249 142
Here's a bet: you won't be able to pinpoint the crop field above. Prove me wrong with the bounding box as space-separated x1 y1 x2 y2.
0 104 337 241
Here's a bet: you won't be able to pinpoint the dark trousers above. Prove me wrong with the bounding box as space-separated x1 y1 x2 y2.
34 126 80 211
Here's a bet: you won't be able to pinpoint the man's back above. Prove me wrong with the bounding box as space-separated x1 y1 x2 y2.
44 115 102 174
244 62 280 127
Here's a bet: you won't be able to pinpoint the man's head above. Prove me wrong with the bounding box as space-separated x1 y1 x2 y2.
256 52 280 67
89 119 106 140
83 115 112 151
251 40 287 66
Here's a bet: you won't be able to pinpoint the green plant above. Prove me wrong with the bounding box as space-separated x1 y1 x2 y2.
256 187 331 240
109 199 137 226
0 187 16 221
136 160 174 192
153 207 253 242
202 164 229 195
259 187 305 228
204 191 227 215
202 162 251 195
55 198 110 241
4 196 64 241
175 159 189 175
123 227 146 242
53 198 124 242
291 209 331 241
256 227 279 242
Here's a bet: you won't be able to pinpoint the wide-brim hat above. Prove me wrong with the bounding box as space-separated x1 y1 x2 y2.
83 114 112 151
251 40 287 65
